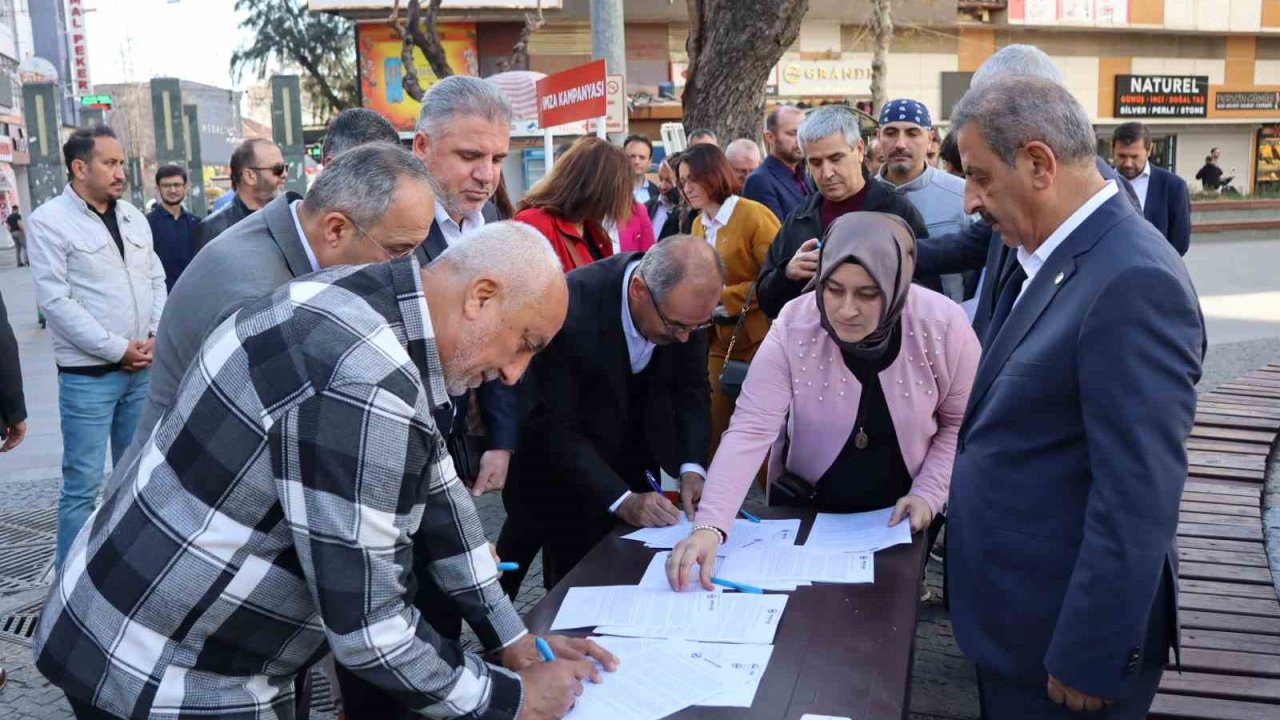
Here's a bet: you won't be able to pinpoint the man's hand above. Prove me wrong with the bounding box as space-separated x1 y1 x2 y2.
1047 675 1112 712
667 528 722 592
888 494 934 534
616 491 680 528
1 420 26 452
679 472 704 520
471 449 512 496
499 634 618 673
516 658 598 720
120 339 152 371
784 238 821 282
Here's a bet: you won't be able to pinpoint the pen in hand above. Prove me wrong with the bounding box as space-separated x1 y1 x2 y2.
535 636 556 662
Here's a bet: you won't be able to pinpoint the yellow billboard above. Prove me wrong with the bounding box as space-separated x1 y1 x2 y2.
357 22 479 132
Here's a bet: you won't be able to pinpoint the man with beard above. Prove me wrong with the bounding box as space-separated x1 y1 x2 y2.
197 138 287 250
497 236 722 592
1112 122 1190 255
743 105 810 221
875 98 973 302
34 221 618 720
28 125 167 567
145 164 201 291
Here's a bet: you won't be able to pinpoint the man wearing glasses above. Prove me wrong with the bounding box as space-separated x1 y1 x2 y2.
497 235 724 591
146 164 201 291
197 138 287 250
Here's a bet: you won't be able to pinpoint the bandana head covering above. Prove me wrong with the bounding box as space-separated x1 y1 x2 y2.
806 212 917 361
878 98 932 129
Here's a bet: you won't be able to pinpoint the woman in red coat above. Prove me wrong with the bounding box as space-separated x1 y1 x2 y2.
515 136 634 272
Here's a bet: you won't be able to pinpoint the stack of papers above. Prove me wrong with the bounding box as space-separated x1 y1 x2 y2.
803 507 912 551
589 637 775 708
719 545 873 589
621 513 801 553
551 585 788 644
566 642 742 719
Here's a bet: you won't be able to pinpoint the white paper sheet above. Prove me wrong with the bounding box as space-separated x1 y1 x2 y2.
719 545 874 585
566 643 734 720
637 552 726 592
621 514 801 554
594 592 788 644
550 586 711 630
803 507 913 552
591 637 775 708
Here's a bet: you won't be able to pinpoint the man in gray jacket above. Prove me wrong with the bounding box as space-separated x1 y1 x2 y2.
28 125 167 565
876 99 974 302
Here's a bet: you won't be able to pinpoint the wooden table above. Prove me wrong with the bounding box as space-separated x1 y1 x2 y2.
522 507 929 720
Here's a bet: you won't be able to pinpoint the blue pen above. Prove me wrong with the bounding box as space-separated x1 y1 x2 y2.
497 562 519 572
710 576 764 594
535 636 556 662
643 469 663 494
738 508 762 523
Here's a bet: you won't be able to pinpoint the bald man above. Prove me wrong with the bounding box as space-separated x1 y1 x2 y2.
743 105 811 221
725 138 762 187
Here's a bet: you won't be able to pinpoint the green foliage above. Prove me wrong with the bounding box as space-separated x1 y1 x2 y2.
231 0 357 122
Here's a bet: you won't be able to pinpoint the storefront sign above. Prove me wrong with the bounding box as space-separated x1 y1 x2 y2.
536 59 607 129
777 56 872 97
356 22 478 132
1114 75 1207 118
65 0 92 96
1216 91 1280 111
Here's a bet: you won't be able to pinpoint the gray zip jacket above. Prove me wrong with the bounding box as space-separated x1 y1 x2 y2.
29 184 166 366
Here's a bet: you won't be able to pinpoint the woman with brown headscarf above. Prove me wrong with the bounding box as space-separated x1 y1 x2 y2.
665 212 981 591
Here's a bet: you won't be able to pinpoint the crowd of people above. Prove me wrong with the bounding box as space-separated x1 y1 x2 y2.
0 41 1207 720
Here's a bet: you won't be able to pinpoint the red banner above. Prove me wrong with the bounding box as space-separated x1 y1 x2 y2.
536 59 608 129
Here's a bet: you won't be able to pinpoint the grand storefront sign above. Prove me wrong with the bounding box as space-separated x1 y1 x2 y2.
1114 75 1207 118
777 56 872 97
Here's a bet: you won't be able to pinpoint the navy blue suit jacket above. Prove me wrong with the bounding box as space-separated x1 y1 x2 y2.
1141 165 1191 255
947 191 1204 699
742 155 809 222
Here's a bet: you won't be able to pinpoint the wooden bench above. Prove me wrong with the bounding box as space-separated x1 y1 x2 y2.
1148 363 1280 719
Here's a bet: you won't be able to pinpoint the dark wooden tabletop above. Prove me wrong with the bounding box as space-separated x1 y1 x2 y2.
522 506 928 720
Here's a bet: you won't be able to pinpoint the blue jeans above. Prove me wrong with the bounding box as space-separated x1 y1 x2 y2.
56 369 149 565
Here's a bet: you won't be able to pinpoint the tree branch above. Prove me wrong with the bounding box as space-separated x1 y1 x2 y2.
498 0 545 73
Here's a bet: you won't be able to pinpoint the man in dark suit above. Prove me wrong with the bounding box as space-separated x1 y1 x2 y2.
196 138 285 251
743 105 811 221
947 76 1203 719
1113 122 1191 255
646 152 684 240
625 134 660 205
497 236 722 592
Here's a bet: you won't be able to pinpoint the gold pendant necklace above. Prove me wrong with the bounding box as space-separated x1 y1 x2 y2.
855 427 869 449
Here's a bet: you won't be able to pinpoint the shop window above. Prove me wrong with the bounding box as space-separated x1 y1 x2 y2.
1255 125 1280 192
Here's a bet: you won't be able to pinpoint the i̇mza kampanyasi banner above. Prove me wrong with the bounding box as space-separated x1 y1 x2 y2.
536 59 608 129
357 22 479 132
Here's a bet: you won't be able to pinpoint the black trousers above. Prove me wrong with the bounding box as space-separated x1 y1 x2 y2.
976 664 1164 720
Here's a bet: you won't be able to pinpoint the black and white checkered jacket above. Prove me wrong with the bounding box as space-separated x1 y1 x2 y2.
33 256 527 719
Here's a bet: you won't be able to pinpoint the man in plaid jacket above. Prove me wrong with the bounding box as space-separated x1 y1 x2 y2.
33 222 612 720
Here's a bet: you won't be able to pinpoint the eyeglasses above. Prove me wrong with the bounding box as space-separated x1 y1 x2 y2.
344 214 415 260
640 272 713 334
251 163 289 177
158 182 186 191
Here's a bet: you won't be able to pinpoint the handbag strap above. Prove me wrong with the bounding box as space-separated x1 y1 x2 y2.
723 282 756 362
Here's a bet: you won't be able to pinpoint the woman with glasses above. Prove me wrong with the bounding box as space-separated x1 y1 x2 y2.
515 136 633 272
673 143 781 461
667 212 980 591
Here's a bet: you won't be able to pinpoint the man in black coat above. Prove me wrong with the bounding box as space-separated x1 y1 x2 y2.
0 289 25 452
756 105 931 319
497 236 722 592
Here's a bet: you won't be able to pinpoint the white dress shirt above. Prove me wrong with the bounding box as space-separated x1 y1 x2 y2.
290 199 321 273
609 260 708 513
633 178 652 205
1015 181 1118 304
700 194 740 249
434 200 485 247
650 197 672 238
1128 161 1152 211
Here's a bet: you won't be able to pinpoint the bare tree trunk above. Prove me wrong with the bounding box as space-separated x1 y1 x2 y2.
682 0 808 144
869 0 893 115
391 0 455 103
498 0 545 73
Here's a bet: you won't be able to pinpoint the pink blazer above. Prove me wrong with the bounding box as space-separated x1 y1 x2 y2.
618 201 656 253
696 286 981 534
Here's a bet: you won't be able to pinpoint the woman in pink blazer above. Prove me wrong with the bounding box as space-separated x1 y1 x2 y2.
667 212 980 590
617 200 656 253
